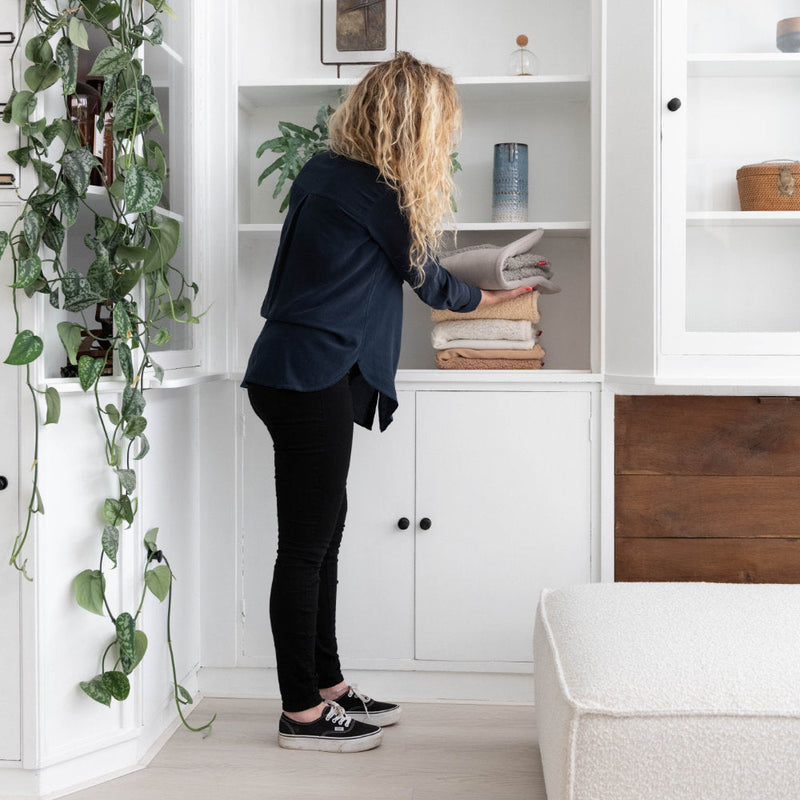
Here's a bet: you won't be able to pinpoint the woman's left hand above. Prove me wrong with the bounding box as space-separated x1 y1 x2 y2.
478 285 534 308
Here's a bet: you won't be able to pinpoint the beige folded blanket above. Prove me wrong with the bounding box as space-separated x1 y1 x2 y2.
431 291 540 324
435 353 544 370
434 337 538 350
435 345 545 362
431 319 534 349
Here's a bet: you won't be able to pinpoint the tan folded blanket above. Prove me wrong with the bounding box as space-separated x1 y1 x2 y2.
436 345 545 362
435 353 544 370
431 291 540 324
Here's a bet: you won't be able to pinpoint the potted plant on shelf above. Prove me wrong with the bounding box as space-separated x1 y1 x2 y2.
2 0 212 734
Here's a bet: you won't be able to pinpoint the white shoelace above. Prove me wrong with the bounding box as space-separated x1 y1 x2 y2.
347 684 372 717
324 701 352 727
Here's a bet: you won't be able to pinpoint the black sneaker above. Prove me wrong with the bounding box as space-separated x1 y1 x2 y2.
278 701 383 752
332 686 402 727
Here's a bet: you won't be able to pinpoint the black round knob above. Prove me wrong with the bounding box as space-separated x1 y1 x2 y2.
419 517 432 531
667 97 682 112
0 476 7 491
397 517 410 530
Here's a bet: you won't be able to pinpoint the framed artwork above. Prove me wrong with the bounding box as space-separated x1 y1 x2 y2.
321 0 398 70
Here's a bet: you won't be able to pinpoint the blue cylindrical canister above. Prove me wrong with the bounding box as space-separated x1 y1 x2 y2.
492 143 528 223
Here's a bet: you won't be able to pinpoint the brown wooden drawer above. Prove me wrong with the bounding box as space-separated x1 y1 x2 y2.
615 395 800 476
615 475 800 538
615 537 800 583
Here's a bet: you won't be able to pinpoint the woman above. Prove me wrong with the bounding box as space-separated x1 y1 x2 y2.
243 52 532 752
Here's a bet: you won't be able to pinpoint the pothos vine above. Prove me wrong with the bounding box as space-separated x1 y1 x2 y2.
2 0 213 734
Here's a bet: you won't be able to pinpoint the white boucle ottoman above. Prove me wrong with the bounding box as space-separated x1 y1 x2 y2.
533 582 800 800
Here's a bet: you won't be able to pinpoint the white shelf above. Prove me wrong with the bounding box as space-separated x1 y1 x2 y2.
240 221 590 236
688 53 800 77
239 75 591 110
687 211 800 225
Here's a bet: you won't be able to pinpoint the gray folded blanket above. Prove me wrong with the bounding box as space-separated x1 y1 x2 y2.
439 229 561 293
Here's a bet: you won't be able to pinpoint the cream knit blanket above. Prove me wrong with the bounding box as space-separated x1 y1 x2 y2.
431 291 540 324
431 319 535 349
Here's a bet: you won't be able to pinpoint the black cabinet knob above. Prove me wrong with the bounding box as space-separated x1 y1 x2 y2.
0 476 7 491
397 517 410 530
667 97 682 112
419 517 432 531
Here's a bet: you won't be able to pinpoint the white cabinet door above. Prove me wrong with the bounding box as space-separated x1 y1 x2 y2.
414 390 592 663
336 391 415 663
0 203 21 761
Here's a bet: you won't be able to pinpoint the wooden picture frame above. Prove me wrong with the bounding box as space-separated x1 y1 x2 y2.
321 0 398 72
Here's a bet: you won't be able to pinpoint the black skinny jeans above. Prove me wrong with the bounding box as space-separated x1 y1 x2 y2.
247 374 353 712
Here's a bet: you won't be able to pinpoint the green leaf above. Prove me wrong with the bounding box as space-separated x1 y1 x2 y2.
113 302 132 339
58 183 79 227
151 327 170 346
11 91 37 127
119 494 135 525
130 630 148 672
115 612 136 673
101 670 130 701
90 46 132 77
145 0 178 19
102 525 119 566
104 498 122 525
123 164 162 213
11 255 42 289
68 17 90 49
124 415 147 439
94 3 122 27
78 355 105 391
144 139 167 180
116 469 136 494
116 244 150 265
24 62 61 93
177 684 193 705
113 266 142 300
73 569 106 615
30 158 58 189
62 269 100 312
117 341 133 384
44 386 61 425
142 217 180 273
121 385 146 420
134 432 151 459
57 321 84 366
25 35 53 64
144 527 159 553
4 330 43 365
0 231 7 259
105 403 121 426
42 215 65 253
23 211 41 251
147 19 164 46
61 148 98 196
145 564 171 602
56 37 78 95
8 146 31 168
80 675 111 706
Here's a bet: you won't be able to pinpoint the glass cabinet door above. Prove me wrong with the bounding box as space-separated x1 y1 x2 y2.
660 0 800 364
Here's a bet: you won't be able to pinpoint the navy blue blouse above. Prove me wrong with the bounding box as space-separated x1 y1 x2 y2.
242 152 482 431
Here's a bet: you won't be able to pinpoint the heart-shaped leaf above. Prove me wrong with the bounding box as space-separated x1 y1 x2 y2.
102 524 119 566
123 164 163 213
115 612 136 673
4 330 43 365
78 355 105 391
80 675 111 706
101 670 130 701
73 569 106 615
145 564 171 602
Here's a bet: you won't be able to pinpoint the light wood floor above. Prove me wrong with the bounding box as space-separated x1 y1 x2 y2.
64 697 547 800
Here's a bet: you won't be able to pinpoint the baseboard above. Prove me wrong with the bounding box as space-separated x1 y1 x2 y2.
0 669 202 799
198 666 535 704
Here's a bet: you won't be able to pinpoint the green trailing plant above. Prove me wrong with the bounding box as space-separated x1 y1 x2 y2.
2 0 212 734
257 101 462 212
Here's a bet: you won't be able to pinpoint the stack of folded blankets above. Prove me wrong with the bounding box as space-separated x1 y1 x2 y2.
431 229 560 370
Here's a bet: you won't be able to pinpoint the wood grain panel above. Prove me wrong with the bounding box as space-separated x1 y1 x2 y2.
615 537 800 583
615 475 800 538
615 395 800 475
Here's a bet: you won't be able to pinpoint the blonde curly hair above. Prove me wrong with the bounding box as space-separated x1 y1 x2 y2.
328 52 461 284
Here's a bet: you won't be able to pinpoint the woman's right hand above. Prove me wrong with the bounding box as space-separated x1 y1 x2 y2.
478 285 534 308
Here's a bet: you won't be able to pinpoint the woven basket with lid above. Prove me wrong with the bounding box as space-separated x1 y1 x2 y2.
736 160 800 210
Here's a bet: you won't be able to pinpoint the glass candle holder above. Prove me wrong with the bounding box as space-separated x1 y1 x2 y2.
509 34 540 76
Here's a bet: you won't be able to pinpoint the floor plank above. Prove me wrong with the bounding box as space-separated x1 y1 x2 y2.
63 698 546 800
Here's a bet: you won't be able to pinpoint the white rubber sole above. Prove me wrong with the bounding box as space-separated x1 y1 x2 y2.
347 706 402 727
278 728 383 752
